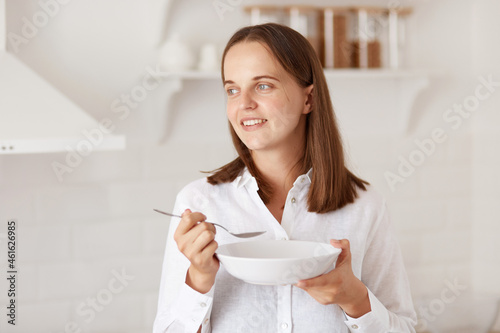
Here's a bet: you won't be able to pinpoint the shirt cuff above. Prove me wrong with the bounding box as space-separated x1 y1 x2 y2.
343 288 390 333
175 282 214 332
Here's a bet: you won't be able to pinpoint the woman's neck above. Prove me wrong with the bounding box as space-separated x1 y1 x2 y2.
251 147 304 224
251 145 304 193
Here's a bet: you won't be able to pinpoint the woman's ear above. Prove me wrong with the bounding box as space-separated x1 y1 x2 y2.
303 85 314 114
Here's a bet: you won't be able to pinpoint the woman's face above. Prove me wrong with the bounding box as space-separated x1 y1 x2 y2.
223 41 313 154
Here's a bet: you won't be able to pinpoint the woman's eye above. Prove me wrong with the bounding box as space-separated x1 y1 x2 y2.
258 84 271 91
227 88 238 96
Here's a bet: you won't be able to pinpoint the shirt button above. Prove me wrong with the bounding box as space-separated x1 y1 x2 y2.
351 324 359 329
301 178 305 183
291 197 296 203
200 302 207 308
204 318 209 324
280 322 288 329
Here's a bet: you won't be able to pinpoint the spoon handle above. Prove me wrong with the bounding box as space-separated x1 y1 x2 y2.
153 208 266 238
153 209 216 224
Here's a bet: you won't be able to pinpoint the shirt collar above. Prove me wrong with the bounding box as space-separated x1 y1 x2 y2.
233 167 255 189
233 167 312 189
293 168 312 186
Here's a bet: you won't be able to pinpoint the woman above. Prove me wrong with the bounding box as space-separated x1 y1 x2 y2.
154 23 416 333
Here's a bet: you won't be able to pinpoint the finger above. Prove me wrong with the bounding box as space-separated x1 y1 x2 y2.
188 230 218 268
200 221 216 234
330 239 351 266
330 239 350 250
184 223 217 258
175 211 207 237
181 208 191 217
174 209 191 240
174 217 212 256
296 271 332 289
191 223 216 249
191 241 220 276
200 240 219 263
296 240 351 289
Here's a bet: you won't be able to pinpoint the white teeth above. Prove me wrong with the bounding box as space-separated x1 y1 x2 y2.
243 119 267 126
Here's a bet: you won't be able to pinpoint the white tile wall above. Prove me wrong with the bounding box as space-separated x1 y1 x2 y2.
445 197 472 229
14 264 39 303
406 265 448 298
471 0 500 299
144 292 160 331
38 262 115 300
72 218 143 260
418 164 472 198
421 230 471 265
19 224 72 262
35 185 110 225
143 215 172 255
59 148 146 185
398 234 423 266
0 188 37 226
79 293 146 333
391 200 447 232
0 300 73 333
107 181 175 218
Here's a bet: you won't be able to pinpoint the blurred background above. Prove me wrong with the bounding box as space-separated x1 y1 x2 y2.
0 0 499 332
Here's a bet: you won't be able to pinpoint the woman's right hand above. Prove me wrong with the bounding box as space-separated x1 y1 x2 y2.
173 209 220 294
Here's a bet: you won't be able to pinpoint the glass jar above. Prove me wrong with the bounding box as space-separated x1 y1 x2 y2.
322 7 351 68
348 7 384 69
385 7 412 69
286 6 323 64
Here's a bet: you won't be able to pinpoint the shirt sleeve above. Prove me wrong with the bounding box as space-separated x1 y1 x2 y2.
344 200 417 333
153 194 214 333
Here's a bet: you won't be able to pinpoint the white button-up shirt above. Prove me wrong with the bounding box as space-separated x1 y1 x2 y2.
153 169 417 333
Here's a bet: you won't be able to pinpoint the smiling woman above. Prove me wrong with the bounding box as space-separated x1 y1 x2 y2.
154 23 416 333
223 41 313 182
210 23 368 215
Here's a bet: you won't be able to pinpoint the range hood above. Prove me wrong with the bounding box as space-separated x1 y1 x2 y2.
0 0 125 154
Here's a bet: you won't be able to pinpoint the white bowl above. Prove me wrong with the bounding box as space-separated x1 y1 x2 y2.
216 240 341 285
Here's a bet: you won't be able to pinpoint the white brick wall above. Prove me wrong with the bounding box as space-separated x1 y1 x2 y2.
472 127 500 295
19 224 72 263
391 200 447 232
35 186 110 224
471 0 500 300
72 218 143 260
78 293 146 333
2 300 73 333
0 188 37 226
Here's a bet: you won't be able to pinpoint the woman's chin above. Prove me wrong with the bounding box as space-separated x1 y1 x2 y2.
239 137 262 150
244 144 264 152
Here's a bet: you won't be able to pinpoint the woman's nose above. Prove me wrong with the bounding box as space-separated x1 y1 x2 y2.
239 91 257 110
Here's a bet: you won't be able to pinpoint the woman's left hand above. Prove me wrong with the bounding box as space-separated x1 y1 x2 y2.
295 239 371 318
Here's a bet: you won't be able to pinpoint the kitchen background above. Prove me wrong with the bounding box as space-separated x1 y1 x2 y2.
0 0 499 332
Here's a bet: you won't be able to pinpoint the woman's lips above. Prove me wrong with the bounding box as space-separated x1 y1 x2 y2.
241 118 267 131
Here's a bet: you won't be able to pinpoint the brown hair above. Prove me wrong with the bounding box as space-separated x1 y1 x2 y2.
207 23 367 213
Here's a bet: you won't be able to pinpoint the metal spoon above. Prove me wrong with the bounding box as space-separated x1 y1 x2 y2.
153 209 266 238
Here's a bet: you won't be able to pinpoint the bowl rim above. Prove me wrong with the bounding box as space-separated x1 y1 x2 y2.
215 239 341 262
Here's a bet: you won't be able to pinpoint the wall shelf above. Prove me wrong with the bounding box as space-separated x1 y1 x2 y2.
156 68 436 80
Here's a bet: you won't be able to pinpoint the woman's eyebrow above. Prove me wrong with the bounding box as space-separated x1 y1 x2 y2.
253 75 280 82
224 75 280 86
